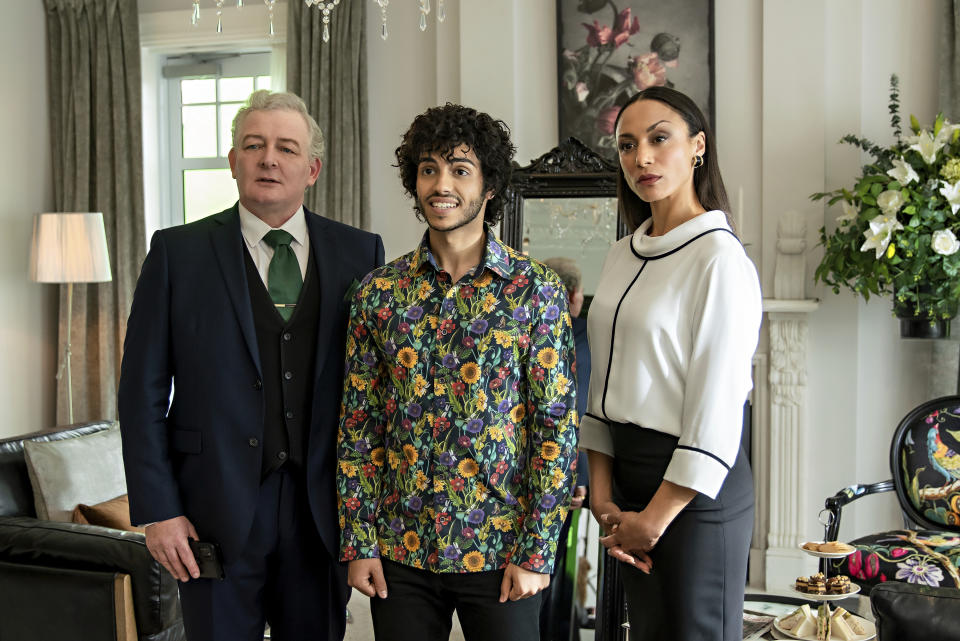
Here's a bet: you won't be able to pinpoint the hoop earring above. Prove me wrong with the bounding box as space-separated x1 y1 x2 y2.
692 154 704 169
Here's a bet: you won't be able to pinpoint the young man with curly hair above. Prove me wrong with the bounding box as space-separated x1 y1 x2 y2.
336 104 579 641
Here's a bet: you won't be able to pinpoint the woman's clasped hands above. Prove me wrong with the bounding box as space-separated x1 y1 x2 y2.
596 505 663 574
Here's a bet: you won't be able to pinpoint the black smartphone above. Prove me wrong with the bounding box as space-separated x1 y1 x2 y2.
188 539 225 580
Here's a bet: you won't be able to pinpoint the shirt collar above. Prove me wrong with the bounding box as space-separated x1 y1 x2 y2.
407 226 514 280
630 210 731 258
238 203 308 250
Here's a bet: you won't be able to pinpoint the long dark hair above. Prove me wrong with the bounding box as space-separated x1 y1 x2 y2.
613 86 732 233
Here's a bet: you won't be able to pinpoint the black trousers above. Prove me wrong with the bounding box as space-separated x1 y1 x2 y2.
539 511 578 641
177 467 349 641
610 424 754 641
371 559 543 641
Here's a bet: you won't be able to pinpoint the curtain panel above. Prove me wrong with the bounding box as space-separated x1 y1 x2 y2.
287 1 369 231
942 0 960 119
44 0 145 424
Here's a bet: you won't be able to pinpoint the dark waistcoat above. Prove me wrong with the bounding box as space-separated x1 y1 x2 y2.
243 248 320 479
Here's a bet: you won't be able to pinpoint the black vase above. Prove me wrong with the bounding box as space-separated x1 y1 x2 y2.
896 312 952 339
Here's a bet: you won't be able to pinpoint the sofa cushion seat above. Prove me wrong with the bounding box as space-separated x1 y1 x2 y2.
0 516 181 637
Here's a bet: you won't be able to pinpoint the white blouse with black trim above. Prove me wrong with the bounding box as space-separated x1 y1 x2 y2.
579 210 762 499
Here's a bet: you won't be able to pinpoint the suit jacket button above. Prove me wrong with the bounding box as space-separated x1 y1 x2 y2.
253 379 262 390
284 371 293 380
282 332 292 341
285 410 294 419
277 451 288 461
248 438 259 447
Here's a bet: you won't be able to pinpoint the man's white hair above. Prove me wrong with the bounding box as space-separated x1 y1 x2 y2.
543 257 582 293
231 90 325 162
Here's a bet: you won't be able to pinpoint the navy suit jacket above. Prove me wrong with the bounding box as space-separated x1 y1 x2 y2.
118 205 384 565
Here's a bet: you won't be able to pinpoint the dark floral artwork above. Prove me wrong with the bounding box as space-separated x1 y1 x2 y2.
557 0 714 156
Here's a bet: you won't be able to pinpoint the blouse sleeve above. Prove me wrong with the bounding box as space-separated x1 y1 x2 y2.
662 249 762 499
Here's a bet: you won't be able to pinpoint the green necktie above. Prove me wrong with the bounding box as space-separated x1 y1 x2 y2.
262 229 302 321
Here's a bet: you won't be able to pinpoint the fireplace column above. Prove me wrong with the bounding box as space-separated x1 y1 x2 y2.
759 211 819 589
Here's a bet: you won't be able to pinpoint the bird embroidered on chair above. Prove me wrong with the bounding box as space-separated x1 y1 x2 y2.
927 420 960 485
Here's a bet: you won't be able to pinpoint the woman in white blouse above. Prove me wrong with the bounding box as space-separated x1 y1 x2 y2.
580 86 762 641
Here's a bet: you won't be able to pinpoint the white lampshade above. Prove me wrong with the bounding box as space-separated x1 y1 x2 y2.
30 212 112 283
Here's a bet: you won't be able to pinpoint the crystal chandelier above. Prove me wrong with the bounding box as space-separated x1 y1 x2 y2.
191 0 447 42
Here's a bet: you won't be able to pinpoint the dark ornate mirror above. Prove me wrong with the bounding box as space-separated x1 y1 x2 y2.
500 137 627 314
501 138 633 640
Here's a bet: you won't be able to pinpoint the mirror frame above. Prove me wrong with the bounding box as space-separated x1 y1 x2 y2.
500 137 628 255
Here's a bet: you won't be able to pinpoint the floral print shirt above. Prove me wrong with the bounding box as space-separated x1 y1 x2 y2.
337 229 578 574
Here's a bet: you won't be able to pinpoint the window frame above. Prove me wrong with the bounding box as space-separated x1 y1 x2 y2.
161 52 272 229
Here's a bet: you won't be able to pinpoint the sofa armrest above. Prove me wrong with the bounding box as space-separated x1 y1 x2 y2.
0 516 181 638
0 560 138 641
870 581 960 641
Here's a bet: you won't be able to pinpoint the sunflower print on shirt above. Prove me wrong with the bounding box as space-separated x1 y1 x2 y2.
337 229 578 574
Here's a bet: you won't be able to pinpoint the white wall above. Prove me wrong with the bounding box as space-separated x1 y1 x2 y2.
0 1 56 437
809 0 942 542
366 0 558 261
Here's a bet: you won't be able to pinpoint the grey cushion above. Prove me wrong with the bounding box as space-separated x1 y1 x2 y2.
0 422 114 517
23 425 126 521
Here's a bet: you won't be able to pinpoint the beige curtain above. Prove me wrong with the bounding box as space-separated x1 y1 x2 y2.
45 0 145 424
942 0 960 118
287 1 369 230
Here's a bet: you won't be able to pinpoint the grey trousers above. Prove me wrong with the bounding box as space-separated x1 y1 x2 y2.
610 423 755 641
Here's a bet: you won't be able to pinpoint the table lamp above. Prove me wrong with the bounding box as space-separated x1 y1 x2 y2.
29 212 112 424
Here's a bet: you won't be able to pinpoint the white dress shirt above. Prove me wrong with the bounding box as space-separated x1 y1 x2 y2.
579 210 762 499
238 204 310 287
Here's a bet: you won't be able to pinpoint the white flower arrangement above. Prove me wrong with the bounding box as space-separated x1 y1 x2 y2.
813 75 960 323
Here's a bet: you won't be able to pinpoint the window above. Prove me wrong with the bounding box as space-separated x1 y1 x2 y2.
163 52 271 227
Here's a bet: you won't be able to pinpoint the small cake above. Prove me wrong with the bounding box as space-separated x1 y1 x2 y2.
802 541 821 551
816 604 831 641
807 572 827 594
827 574 852 594
795 575 810 592
831 608 858 640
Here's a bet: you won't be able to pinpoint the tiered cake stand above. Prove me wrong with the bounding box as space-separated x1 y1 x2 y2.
771 542 875 640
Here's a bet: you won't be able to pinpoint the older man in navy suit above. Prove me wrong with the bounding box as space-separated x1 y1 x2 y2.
119 90 383 641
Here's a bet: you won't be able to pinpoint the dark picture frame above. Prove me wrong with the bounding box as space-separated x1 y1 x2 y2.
557 0 715 156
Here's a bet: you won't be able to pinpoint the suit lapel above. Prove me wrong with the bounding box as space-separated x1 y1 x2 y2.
305 209 342 379
210 206 262 376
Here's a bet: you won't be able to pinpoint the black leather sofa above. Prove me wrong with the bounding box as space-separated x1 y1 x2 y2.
870 581 960 641
0 421 184 641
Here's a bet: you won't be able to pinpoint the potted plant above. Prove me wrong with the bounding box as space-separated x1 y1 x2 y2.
813 75 960 338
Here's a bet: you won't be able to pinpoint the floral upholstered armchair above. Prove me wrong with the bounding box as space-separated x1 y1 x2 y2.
822 396 960 594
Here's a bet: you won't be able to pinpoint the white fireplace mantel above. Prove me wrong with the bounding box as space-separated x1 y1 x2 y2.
762 299 820 313
748 210 823 590
751 298 820 590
